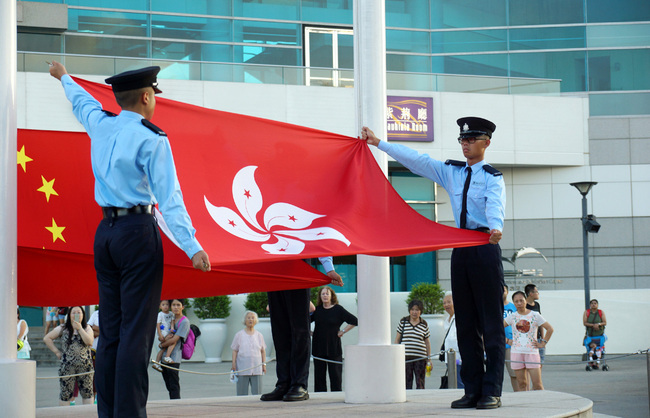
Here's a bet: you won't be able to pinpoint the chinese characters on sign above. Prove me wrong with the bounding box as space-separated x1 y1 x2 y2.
386 96 434 142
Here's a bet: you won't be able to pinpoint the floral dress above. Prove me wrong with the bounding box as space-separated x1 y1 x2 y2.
58 326 94 401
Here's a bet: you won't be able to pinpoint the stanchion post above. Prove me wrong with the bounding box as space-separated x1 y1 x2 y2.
647 350 650 417
448 350 457 389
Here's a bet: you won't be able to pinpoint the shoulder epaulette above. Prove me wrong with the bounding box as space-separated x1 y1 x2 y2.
483 165 502 176
102 110 117 117
141 119 167 136
445 159 465 167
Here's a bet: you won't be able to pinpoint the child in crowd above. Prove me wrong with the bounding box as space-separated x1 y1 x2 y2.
588 340 603 368
504 291 554 391
152 300 177 372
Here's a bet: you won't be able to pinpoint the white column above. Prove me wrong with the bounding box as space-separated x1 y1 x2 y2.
345 0 405 403
0 0 37 416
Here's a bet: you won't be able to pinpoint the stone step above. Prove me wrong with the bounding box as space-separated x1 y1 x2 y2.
25 327 63 367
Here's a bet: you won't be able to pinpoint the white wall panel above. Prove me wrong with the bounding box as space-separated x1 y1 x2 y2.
631 181 650 216
512 184 553 219
592 182 632 217
591 165 631 183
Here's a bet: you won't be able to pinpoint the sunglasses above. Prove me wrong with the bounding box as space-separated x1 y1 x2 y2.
457 137 488 144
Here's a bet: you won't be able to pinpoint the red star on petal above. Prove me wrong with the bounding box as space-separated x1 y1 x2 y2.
279 248 286 252
244 190 252 198
288 215 297 222
228 220 236 227
317 232 324 236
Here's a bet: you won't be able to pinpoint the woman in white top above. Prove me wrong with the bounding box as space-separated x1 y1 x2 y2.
17 307 31 359
442 292 463 388
231 311 267 396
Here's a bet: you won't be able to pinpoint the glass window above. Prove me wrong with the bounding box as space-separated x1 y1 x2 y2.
65 35 149 58
387 54 432 73
386 0 429 29
152 41 233 63
509 50 587 92
432 54 508 77
587 0 650 23
588 49 650 91
67 0 148 11
234 21 300 46
430 0 506 29
152 15 231 42
68 10 147 37
510 26 586 50
235 45 300 66
509 0 584 25
233 0 299 20
431 29 506 53
587 24 650 48
150 0 231 15
18 33 61 53
387 30 429 54
589 92 650 116
301 0 352 24
307 31 333 67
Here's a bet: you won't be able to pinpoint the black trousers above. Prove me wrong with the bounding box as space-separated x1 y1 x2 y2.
162 363 181 399
94 214 164 418
267 288 311 390
313 356 342 392
451 243 505 398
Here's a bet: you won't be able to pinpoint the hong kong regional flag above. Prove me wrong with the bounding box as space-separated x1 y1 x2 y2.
17 77 487 306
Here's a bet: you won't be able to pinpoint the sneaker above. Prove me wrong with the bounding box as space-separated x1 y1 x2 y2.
163 356 173 364
70 400 76 406
152 363 163 373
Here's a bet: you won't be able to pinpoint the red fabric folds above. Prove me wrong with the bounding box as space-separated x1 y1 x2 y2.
16 77 487 305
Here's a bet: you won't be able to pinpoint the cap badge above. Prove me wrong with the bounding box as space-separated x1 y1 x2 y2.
462 123 469 132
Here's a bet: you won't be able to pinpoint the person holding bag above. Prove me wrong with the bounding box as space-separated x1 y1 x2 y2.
440 292 463 388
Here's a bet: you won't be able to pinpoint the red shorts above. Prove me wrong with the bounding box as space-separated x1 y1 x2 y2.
510 352 541 370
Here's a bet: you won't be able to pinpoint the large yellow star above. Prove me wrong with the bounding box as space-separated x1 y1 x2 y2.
37 176 59 202
45 218 66 243
17 145 34 172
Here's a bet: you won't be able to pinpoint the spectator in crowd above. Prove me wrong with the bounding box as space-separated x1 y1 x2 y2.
87 308 100 403
583 299 606 338
504 291 553 391
153 300 177 372
17 307 31 359
43 306 95 406
395 299 432 389
45 307 58 335
502 284 517 391
158 299 190 400
525 284 545 368
231 311 267 396
442 292 463 388
57 307 68 325
311 286 358 392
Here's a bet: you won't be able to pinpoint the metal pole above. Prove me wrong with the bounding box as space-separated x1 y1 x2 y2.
647 350 650 417
581 194 590 310
448 350 458 389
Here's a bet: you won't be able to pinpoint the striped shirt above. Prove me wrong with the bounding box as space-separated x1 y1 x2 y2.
397 318 430 358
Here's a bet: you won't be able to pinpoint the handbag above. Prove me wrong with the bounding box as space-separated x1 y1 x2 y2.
439 370 448 389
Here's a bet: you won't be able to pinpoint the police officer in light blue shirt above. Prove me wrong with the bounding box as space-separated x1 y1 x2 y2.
49 61 211 418
362 117 506 410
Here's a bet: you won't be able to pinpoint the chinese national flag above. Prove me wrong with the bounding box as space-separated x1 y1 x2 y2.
17 77 487 306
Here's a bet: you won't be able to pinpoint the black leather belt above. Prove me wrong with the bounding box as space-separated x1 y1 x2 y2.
102 204 153 219
469 227 489 233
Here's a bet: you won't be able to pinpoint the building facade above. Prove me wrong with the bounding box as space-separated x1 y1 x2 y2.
17 0 650 293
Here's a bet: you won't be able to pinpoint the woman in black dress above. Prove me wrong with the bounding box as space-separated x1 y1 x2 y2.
311 286 358 392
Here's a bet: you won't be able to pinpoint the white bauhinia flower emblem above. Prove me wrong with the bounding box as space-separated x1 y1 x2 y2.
204 166 351 254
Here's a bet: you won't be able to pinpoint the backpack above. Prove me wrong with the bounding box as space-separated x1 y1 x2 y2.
176 316 201 360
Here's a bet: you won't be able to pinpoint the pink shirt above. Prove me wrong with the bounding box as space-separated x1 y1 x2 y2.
231 329 266 375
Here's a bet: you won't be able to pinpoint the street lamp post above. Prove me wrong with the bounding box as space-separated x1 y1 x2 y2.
570 182 600 310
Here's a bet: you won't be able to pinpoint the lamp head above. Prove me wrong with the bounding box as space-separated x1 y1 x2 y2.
570 181 598 196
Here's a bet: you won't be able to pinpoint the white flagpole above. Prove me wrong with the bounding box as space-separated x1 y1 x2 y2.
0 0 36 415
345 0 406 403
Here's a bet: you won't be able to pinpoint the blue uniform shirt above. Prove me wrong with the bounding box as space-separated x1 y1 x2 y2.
60 74 203 259
378 141 505 231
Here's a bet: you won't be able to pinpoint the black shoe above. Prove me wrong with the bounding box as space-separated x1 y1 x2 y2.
476 395 501 409
451 394 479 409
283 386 309 402
260 386 289 401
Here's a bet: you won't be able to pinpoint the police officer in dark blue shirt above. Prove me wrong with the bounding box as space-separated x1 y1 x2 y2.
50 61 211 417
362 117 506 409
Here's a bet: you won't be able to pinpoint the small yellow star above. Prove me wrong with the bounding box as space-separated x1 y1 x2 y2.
37 176 59 202
17 145 34 172
45 218 66 243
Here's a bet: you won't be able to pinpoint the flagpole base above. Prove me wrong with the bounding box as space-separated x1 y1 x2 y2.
0 359 36 417
344 344 405 403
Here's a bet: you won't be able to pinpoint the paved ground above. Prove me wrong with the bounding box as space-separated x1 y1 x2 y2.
35 354 649 417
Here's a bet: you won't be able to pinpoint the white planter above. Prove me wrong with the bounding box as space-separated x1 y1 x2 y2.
198 318 228 363
255 317 274 358
422 314 446 353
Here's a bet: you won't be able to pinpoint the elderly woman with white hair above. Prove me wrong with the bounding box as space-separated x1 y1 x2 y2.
231 311 267 395
442 292 464 388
